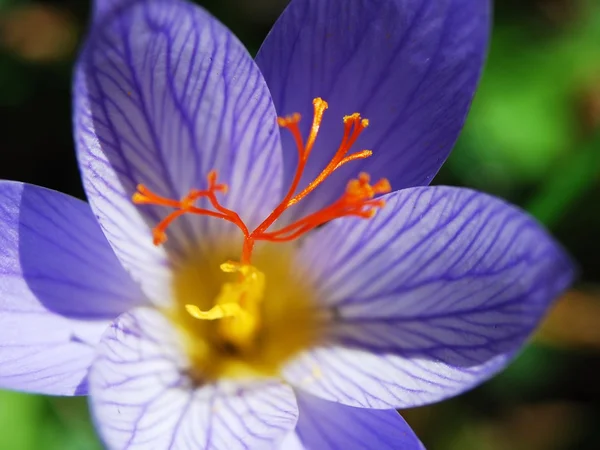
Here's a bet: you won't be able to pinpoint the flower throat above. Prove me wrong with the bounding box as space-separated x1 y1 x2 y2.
132 98 389 355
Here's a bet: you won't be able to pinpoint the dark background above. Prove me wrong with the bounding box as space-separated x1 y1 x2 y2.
1 0 600 448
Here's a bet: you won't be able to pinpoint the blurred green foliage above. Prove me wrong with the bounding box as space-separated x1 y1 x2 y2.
450 1 600 191
1 0 599 449
0 393 101 449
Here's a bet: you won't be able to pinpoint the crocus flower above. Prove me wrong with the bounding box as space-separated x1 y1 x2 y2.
0 0 573 448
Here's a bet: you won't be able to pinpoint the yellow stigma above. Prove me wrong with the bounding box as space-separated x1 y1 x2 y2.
185 262 265 352
171 242 321 382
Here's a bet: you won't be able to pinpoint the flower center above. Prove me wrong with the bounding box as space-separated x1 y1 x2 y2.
170 244 320 381
185 261 265 353
132 98 389 379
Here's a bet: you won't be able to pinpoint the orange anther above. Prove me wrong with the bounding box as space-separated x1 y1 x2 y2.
345 173 389 203
362 209 377 219
304 98 329 159
277 113 301 127
313 97 328 109
277 114 304 160
373 178 391 194
132 184 181 208
132 192 149 204
153 229 167 246
343 113 360 123
151 209 188 245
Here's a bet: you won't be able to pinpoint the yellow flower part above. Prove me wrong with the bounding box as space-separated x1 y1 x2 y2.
170 243 322 382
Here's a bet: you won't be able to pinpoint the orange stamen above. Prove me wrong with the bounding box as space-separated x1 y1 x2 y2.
132 172 248 246
131 98 391 263
286 113 371 208
260 172 390 242
277 113 303 159
255 98 330 235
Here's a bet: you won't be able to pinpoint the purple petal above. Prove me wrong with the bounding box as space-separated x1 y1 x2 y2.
256 0 490 218
286 186 573 408
0 181 144 395
92 0 125 19
74 0 283 304
90 307 298 449
279 389 424 449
